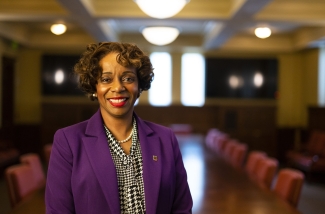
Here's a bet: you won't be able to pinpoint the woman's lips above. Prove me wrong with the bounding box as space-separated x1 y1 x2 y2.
108 98 128 107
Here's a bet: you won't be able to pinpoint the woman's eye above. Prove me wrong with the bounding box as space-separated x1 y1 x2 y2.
101 77 111 83
123 76 135 82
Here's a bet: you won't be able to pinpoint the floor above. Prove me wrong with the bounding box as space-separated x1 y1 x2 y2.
1 134 325 214
298 182 325 214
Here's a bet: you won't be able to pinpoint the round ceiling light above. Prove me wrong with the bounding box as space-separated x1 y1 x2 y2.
142 26 180 46
51 24 67 35
254 27 271 39
134 0 189 19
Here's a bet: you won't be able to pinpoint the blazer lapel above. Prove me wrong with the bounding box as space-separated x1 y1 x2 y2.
82 110 120 213
135 115 162 214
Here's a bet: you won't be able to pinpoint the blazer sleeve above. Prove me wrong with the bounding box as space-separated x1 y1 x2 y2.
170 131 193 213
45 129 75 214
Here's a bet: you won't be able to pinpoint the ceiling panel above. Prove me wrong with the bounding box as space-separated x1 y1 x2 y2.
0 0 324 52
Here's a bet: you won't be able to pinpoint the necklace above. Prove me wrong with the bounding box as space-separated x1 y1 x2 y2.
117 127 134 144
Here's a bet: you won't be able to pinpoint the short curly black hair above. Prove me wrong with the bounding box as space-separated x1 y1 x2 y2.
74 42 154 100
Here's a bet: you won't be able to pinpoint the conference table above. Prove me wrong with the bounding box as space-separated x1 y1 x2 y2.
9 135 301 214
179 134 301 214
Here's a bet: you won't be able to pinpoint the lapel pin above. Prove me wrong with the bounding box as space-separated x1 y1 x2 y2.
153 155 158 161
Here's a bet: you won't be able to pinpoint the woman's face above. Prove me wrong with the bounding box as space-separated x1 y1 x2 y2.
96 52 139 120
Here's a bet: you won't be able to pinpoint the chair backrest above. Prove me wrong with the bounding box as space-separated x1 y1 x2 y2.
245 151 267 177
20 153 46 188
306 131 325 155
5 164 38 207
205 128 218 148
213 134 229 154
230 143 248 168
273 168 304 207
255 157 278 189
43 144 53 165
223 140 238 160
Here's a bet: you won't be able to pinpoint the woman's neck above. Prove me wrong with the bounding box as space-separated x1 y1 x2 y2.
102 114 135 155
102 113 134 141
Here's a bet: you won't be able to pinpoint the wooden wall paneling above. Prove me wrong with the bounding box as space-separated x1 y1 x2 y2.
218 106 277 157
240 106 277 157
41 103 277 157
13 125 41 155
308 106 325 131
41 103 98 146
276 128 296 163
134 106 220 134
0 56 15 144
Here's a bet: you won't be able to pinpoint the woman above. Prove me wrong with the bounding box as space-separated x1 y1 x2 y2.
45 42 193 214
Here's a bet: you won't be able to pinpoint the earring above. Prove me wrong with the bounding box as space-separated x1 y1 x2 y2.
92 93 97 98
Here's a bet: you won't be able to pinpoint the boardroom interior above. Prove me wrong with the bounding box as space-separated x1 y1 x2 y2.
1 0 325 213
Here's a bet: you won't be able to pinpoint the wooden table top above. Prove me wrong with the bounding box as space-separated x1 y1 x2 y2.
178 134 301 214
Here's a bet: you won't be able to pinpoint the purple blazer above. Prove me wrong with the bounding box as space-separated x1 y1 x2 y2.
45 110 192 214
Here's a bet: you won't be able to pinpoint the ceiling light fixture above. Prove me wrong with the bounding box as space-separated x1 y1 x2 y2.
134 0 189 19
254 27 271 39
51 24 67 35
142 26 180 46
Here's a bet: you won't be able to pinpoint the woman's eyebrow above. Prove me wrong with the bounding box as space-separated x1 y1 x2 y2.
101 72 112 75
100 70 135 77
122 71 136 74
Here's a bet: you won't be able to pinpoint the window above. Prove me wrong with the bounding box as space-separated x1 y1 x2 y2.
181 53 205 106
41 54 83 96
205 57 278 99
149 52 172 106
319 47 325 106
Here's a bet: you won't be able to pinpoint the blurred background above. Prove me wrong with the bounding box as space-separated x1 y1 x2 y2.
1 0 325 213
1 0 325 157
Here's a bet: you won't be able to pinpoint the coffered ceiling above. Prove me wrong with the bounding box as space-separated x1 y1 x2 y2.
0 0 325 53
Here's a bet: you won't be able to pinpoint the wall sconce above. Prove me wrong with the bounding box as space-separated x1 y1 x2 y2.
134 0 190 19
142 26 180 46
254 27 271 39
51 24 67 35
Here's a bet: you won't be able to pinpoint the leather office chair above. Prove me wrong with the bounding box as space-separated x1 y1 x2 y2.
245 151 267 179
213 134 229 155
273 168 305 207
255 157 278 189
5 164 37 207
230 143 248 168
205 128 219 149
20 153 46 189
223 140 239 160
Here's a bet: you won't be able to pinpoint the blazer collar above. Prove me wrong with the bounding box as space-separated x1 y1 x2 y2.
85 109 104 137
82 109 120 213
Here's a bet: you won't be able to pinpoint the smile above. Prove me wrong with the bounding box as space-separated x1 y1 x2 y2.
109 98 127 103
108 98 128 107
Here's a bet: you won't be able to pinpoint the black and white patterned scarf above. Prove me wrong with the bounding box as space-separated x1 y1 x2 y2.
104 119 146 214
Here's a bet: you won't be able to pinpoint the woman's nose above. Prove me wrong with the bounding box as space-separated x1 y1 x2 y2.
111 80 125 92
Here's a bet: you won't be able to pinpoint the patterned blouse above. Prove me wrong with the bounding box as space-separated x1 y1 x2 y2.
104 119 146 214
